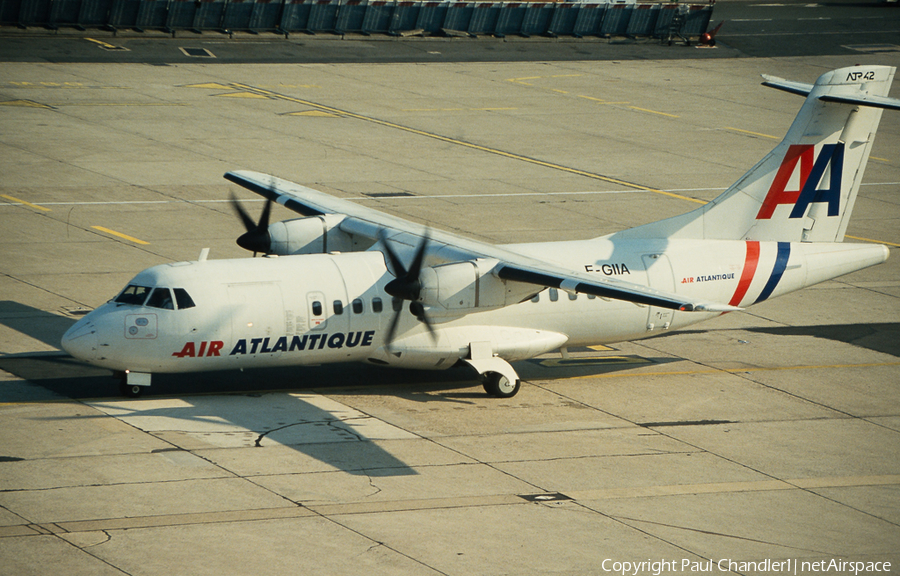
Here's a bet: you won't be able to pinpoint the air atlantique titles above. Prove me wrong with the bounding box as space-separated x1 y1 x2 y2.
681 273 736 284
172 331 376 358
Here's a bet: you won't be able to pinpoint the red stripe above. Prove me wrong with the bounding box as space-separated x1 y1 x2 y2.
729 240 760 307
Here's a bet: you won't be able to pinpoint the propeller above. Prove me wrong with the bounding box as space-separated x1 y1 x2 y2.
230 192 272 256
379 229 436 348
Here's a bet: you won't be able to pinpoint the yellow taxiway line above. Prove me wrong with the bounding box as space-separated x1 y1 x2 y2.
845 234 900 248
629 106 679 118
91 226 149 245
1 194 51 211
725 126 779 140
85 37 116 48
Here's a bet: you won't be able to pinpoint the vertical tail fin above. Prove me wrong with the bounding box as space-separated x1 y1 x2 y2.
612 65 899 243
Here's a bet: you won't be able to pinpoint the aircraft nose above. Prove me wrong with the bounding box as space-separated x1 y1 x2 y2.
61 320 98 362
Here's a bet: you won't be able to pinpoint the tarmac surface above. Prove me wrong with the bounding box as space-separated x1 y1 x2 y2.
2 15 900 576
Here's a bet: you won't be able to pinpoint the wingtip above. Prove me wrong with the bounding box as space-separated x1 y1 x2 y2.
696 303 743 313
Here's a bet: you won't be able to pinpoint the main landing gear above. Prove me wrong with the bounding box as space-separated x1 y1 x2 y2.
481 371 521 398
463 342 522 398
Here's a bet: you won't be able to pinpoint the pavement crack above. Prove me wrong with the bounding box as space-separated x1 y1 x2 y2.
83 530 113 549
253 420 311 447
365 475 383 498
361 541 385 557
328 418 364 441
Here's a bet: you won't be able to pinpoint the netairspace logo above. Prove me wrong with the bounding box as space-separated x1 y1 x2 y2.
600 558 892 576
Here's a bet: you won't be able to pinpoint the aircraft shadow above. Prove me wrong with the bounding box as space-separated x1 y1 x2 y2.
0 299 688 478
0 300 76 352
0 357 423 477
0 350 681 478
661 322 900 358
744 323 900 358
79 393 421 478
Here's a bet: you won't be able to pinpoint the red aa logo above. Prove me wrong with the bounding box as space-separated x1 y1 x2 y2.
756 143 844 220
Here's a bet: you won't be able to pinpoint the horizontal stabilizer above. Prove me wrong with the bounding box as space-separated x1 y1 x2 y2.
763 73 900 109
819 93 900 111
761 75 814 97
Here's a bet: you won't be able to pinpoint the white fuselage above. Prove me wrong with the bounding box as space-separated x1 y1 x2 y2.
61 236 888 376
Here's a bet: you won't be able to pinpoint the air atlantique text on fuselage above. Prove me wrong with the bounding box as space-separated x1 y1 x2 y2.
172 331 376 358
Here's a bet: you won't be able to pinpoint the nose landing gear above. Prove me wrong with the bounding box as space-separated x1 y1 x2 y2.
119 382 144 398
114 370 151 398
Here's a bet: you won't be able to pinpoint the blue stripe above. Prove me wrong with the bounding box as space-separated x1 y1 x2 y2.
755 242 791 303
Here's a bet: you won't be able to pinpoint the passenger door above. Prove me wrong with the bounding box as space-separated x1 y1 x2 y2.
228 282 285 357
642 254 676 332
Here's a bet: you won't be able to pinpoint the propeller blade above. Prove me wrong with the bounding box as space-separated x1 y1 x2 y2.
230 193 273 255
230 192 257 233
258 196 272 230
409 301 437 343
378 230 408 278
382 230 430 302
378 228 435 346
384 302 403 352
405 230 430 283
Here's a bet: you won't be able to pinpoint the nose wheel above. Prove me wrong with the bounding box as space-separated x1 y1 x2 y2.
119 382 144 398
115 370 151 398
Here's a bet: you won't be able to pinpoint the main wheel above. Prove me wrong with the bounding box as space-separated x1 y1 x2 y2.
119 382 144 398
482 372 520 398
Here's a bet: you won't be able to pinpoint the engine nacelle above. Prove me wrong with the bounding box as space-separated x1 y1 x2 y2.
268 214 370 255
419 259 540 318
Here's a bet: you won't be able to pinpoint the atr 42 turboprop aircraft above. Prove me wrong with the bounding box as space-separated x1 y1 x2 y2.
63 65 899 398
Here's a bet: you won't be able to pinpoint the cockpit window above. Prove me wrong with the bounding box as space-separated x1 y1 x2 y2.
146 288 174 310
115 285 151 305
173 288 195 310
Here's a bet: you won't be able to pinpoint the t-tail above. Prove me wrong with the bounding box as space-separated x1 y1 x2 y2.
612 65 899 244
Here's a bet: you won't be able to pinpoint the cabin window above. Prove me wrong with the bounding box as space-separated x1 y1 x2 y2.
531 294 540 303
311 301 323 316
549 288 559 302
587 294 596 300
372 297 383 313
568 292 578 301
333 301 344 315
392 297 403 312
146 288 174 310
173 288 195 309
115 285 151 305
352 299 364 314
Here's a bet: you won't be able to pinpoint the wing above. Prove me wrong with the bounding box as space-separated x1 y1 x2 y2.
225 170 738 313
